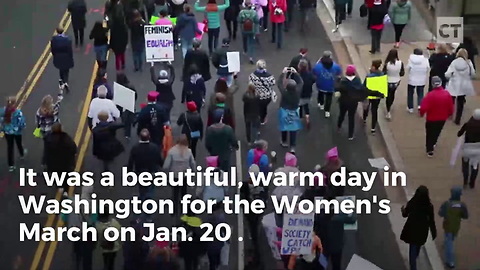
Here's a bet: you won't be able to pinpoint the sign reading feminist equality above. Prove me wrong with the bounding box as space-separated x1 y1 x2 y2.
144 25 174 62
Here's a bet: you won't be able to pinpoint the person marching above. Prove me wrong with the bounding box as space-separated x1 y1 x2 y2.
312 51 342 118
389 0 411 48
406 48 429 113
0 97 26 172
383 48 404 119
457 109 480 189
428 44 453 92
238 0 259 64
51 27 74 92
248 59 276 125
68 0 88 48
194 0 231 54
362 59 387 134
89 21 109 69
177 102 203 158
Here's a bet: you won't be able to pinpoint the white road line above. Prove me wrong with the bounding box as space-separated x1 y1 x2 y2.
235 140 244 270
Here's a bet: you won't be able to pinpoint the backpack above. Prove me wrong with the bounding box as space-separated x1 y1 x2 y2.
242 12 254 32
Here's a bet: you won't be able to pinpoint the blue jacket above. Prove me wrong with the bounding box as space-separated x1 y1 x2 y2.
51 34 74 70
0 108 26 135
312 57 342 92
246 149 269 173
176 12 201 41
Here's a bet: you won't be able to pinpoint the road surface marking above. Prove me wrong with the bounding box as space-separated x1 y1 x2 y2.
236 140 245 270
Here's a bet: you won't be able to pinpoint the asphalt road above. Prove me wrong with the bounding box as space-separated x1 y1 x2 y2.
0 1 405 270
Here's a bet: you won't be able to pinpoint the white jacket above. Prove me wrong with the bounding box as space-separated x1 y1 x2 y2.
445 57 476 97
407 54 430 86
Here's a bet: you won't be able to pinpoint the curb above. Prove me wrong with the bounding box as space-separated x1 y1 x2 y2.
317 1 444 270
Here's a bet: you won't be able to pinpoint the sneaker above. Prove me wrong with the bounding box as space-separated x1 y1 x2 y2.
332 25 339 33
325 111 330 118
427 152 434 158
386 112 392 120
63 191 68 197
348 137 354 141
64 83 70 93
280 142 289 148
290 147 295 153
407 108 414 113
20 149 28 160
264 28 268 32
371 129 376 135
318 104 324 110
9 166 15 172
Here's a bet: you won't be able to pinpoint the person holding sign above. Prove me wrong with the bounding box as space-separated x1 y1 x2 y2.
287 231 323 270
150 62 176 121
362 59 387 135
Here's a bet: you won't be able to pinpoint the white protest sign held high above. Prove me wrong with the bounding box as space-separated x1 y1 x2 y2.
113 82 136 112
144 25 174 62
261 213 281 260
227 51 240 73
280 213 314 255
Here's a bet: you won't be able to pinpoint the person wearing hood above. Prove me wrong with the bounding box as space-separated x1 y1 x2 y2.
389 0 411 48
243 83 261 144
456 36 478 70
136 91 170 148
195 0 231 54
96 208 122 270
177 102 203 157
312 51 342 118
400 185 437 270
177 4 202 58
297 59 315 128
92 69 114 100
207 93 235 128
150 61 176 120
445 48 476 125
182 64 206 113
368 0 387 54
92 111 125 171
68 0 87 48
212 38 235 87
0 97 26 172
183 38 211 81
268 0 286 49
248 59 276 124
419 76 453 157
363 59 387 134
383 49 404 119
407 48 429 113
336 65 384 140
129 10 147 72
438 186 468 269
428 43 453 92
278 67 303 153
205 109 239 172
246 139 270 173
289 48 312 71
457 109 480 189
44 123 77 192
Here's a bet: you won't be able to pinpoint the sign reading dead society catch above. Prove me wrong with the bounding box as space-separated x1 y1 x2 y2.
144 25 174 62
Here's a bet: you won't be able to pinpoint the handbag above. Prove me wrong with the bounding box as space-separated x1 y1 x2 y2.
33 127 42 138
184 112 201 138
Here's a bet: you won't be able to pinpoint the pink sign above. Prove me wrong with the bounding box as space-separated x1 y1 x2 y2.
196 23 205 40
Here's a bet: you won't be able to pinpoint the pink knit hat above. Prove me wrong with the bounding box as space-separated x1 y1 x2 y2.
346 65 356 76
326 147 339 160
285 152 297 167
206 156 219 167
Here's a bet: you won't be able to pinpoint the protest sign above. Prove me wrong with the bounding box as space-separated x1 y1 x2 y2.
144 25 174 62
113 82 136 112
261 213 281 260
280 213 314 255
346 254 383 270
313 195 358 230
196 22 205 40
227 51 240 73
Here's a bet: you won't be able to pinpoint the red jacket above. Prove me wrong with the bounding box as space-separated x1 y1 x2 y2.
420 87 454 122
269 0 287 23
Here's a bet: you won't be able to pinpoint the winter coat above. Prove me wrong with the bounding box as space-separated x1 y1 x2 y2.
177 111 204 139
136 103 169 142
0 108 26 135
419 86 453 122
269 0 287 23
68 0 87 29
176 12 201 41
151 64 176 104
194 0 231 29
238 8 259 34
249 69 276 100
183 49 211 82
438 187 468 236
205 123 238 160
182 74 206 109
127 142 163 173
369 3 387 29
130 19 146 52
429 52 454 81
383 59 404 83
44 131 78 173
312 57 342 92
407 54 430 86
315 212 356 254
242 92 261 122
109 25 129 54
458 117 480 143
389 0 411 25
445 57 476 97
299 70 315 99
400 199 437 246
212 47 233 76
51 35 74 70
89 25 109 46
207 103 235 128
289 55 312 71
278 73 303 110
336 76 383 106
163 145 196 174
92 121 125 161
224 0 242 21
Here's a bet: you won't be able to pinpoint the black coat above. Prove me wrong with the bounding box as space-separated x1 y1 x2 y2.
129 19 146 52
224 0 241 21
400 199 437 246
44 132 77 172
68 0 87 29
177 111 204 139
242 92 261 122
183 49 211 82
92 122 125 161
109 25 129 54
51 35 74 70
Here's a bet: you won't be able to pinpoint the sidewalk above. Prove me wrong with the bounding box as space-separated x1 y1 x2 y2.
357 42 480 270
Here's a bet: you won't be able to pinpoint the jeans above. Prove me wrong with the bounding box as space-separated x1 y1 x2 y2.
338 102 357 138
299 103 310 117
94 45 108 63
386 82 399 112
452 95 466 124
462 158 478 188
317 91 333 112
114 52 125 70
444 233 455 266
259 98 271 123
363 99 381 130
409 244 420 270
281 131 297 147
218 74 234 88
393 24 406 42
208 27 220 54
226 20 238 39
102 252 116 270
271 22 283 49
73 27 84 46
425 120 445 153
407 85 424 109
242 33 255 59
5 134 24 166
245 119 260 143
59 69 70 83
208 250 221 270
371 29 383 52
181 37 193 58
132 49 145 71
